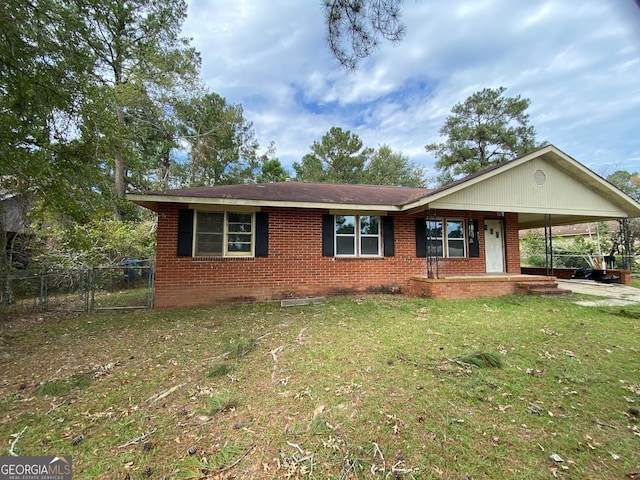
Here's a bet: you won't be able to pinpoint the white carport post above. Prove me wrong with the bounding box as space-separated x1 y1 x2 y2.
544 214 553 276
621 219 632 270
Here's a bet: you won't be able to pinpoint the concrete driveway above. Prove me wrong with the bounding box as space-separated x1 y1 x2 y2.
557 279 640 306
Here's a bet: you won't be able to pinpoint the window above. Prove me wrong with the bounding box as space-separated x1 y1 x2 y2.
195 211 254 257
446 220 465 257
360 216 380 255
335 215 381 256
426 220 443 257
227 213 253 254
426 218 466 258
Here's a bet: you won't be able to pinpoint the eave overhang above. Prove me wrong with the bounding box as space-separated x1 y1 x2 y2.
125 194 406 214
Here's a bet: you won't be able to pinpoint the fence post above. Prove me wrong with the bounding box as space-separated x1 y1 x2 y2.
39 270 46 311
147 263 155 308
89 267 95 311
2 275 13 306
84 268 87 311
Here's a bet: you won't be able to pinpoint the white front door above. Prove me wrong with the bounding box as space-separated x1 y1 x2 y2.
484 219 505 273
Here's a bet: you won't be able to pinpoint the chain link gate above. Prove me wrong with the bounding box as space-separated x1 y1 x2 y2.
4 262 154 314
90 263 154 310
41 268 91 312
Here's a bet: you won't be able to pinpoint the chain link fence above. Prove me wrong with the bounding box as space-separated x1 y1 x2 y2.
521 253 639 272
2 261 154 316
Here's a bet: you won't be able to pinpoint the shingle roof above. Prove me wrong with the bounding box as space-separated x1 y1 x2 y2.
128 145 640 228
140 181 434 207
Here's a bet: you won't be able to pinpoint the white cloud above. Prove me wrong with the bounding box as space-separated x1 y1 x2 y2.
182 0 640 176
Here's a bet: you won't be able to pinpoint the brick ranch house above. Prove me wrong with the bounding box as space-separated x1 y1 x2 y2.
128 145 640 308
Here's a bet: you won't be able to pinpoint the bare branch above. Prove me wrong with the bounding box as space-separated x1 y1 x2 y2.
144 382 186 404
9 426 28 456
118 428 157 448
324 0 405 69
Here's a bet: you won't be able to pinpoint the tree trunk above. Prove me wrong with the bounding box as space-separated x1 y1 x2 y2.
0 230 14 306
0 229 8 306
113 104 126 221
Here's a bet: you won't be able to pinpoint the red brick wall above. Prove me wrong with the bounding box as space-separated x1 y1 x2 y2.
410 278 520 299
153 204 523 307
503 212 522 274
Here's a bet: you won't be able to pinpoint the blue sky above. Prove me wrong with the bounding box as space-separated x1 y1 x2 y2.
182 0 640 180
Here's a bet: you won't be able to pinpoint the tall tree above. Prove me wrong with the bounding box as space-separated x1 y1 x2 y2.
606 170 640 265
426 87 540 184
1 0 200 219
74 0 200 217
294 130 427 186
0 0 102 214
175 92 260 187
324 0 405 69
293 127 373 184
256 143 289 183
363 144 427 187
607 171 640 201
256 158 289 183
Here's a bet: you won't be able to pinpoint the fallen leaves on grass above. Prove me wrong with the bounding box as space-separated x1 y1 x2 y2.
539 328 562 336
620 381 640 396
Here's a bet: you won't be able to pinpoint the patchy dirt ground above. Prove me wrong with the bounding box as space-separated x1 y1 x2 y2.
1 297 639 479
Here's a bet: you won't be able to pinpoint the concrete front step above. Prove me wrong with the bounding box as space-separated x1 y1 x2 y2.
527 287 572 296
515 282 572 296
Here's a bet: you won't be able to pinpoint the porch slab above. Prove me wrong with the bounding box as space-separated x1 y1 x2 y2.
409 274 559 300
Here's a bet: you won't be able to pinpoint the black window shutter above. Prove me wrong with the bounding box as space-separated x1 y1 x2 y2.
255 212 269 257
322 214 334 256
468 219 480 257
415 218 427 258
383 216 395 257
177 209 194 256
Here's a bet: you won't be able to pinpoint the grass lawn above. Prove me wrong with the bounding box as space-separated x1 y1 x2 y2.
1 294 639 479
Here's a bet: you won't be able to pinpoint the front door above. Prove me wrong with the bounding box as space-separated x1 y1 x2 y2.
484 219 505 273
